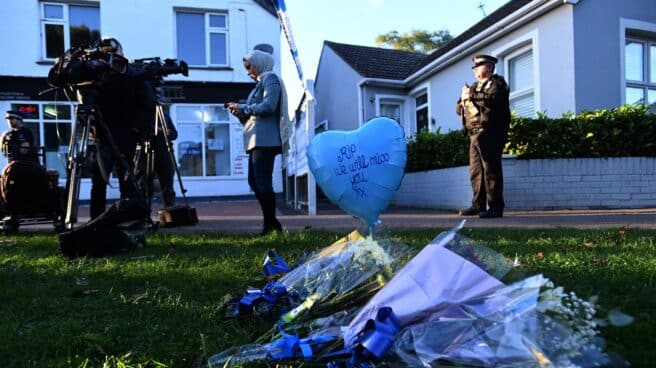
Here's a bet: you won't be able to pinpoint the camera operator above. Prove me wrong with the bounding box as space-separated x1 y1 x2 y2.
133 106 178 208
1 111 36 162
89 37 152 219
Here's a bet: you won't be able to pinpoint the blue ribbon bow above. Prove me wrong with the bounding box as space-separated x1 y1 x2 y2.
268 328 337 361
238 281 288 308
263 250 291 277
229 281 290 317
322 307 400 368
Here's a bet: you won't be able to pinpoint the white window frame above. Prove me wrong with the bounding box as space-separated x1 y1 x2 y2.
40 2 99 61
491 30 541 118
172 104 239 179
176 11 230 67
374 94 410 135
206 13 229 66
505 45 535 118
620 18 656 105
41 2 69 60
411 87 429 135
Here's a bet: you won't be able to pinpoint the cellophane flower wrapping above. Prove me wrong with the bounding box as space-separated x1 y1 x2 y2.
344 221 511 345
375 224 624 368
392 274 618 367
276 230 411 323
208 231 411 367
207 310 356 367
210 222 629 368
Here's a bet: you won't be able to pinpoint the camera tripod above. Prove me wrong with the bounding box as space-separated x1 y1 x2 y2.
64 84 144 229
137 104 192 216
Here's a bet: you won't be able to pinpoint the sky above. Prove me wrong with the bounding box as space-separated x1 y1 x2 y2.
278 0 510 111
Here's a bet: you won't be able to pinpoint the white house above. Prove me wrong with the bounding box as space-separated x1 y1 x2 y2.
0 0 282 200
314 0 656 137
310 0 656 211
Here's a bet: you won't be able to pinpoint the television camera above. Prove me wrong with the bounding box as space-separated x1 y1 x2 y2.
46 44 189 230
132 57 189 82
47 45 129 90
129 58 197 227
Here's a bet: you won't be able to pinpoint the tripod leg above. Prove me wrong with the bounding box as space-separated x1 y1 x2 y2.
64 109 91 229
156 105 190 207
145 141 155 212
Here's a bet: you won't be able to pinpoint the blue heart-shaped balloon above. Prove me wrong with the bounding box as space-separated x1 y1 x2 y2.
307 117 407 228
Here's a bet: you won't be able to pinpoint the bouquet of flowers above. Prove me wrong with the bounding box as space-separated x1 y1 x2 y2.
210 222 631 368
220 230 411 321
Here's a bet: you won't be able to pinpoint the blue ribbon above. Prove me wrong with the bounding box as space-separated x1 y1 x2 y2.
263 250 291 277
356 307 400 358
268 328 337 361
322 307 400 368
232 281 289 317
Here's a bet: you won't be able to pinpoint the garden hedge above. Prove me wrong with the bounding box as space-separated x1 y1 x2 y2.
406 105 656 173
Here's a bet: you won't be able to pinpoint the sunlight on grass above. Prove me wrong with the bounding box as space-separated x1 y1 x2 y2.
0 228 654 367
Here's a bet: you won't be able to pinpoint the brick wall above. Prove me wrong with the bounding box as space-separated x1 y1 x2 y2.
392 157 656 210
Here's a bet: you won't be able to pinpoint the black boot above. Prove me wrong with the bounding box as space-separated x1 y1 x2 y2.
260 192 282 235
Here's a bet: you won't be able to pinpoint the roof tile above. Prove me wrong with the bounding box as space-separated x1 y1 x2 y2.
324 41 426 80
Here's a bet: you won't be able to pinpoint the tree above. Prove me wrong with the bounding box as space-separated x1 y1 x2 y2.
375 29 453 54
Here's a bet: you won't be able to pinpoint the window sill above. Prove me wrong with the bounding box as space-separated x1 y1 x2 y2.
188 66 234 71
36 60 56 65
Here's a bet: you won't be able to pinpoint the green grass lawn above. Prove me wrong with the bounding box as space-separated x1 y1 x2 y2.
1 228 654 368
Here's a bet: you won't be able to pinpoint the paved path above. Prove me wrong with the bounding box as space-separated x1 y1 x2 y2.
10 199 656 234
154 200 656 234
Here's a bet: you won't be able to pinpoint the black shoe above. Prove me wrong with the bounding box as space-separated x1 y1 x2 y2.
260 219 283 235
459 207 481 216
479 209 503 218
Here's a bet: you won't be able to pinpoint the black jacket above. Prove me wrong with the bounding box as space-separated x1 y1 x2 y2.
456 74 511 134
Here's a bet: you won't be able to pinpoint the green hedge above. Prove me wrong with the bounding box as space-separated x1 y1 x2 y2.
406 105 656 173
507 104 656 158
406 128 469 172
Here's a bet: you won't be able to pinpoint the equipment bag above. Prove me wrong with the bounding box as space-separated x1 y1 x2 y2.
1 160 51 214
157 205 198 228
59 199 149 259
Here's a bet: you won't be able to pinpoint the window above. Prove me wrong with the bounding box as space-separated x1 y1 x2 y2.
41 2 100 60
415 92 428 133
175 105 235 177
376 96 406 132
380 103 401 123
176 11 228 66
507 48 535 118
1 103 75 179
625 37 656 109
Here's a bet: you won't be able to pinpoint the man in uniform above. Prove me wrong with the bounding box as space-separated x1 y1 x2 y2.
456 54 511 218
1 110 35 162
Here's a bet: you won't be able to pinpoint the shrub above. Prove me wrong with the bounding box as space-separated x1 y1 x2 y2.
406 129 469 172
506 104 656 159
406 105 656 172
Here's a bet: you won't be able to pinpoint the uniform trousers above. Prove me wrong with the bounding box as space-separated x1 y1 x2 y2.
468 129 506 212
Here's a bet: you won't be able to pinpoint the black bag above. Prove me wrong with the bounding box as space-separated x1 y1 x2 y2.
59 199 149 259
1 160 51 214
59 225 144 259
157 205 198 227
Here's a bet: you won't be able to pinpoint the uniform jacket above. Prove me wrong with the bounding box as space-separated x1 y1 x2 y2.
1 127 34 160
238 73 283 152
456 74 511 135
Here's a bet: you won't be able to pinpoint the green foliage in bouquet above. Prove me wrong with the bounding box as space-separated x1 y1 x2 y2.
506 104 656 159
